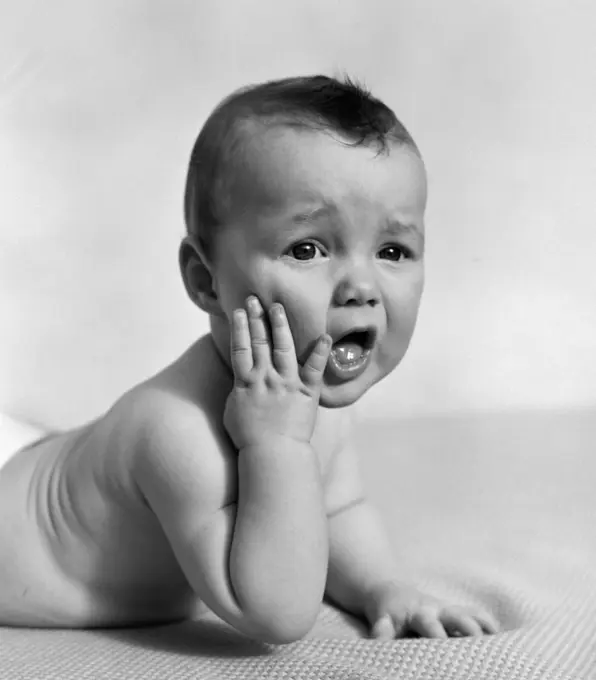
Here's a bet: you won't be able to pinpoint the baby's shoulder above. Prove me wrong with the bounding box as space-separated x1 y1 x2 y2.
108 384 236 509
105 336 235 472
115 383 215 446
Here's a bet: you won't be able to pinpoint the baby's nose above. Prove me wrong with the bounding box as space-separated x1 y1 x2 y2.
333 267 380 307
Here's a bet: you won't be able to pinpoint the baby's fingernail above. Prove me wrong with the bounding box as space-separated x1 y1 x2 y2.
233 309 247 325
371 615 394 639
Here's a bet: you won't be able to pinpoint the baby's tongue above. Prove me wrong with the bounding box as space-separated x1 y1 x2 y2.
332 338 364 365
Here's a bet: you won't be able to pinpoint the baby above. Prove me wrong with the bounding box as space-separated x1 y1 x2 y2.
0 74 498 644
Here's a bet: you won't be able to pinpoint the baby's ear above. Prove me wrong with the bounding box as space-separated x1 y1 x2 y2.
179 236 225 318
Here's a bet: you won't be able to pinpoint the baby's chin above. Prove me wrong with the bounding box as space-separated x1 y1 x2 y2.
317 375 376 409
318 392 358 409
317 351 401 408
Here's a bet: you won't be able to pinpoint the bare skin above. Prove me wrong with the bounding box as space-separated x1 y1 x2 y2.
0 325 342 640
0 129 499 643
0 301 497 642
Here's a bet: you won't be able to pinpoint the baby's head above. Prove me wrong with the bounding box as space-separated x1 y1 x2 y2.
181 74 426 408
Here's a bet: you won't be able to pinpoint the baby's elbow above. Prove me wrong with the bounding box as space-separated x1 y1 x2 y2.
231 568 325 644
247 605 319 645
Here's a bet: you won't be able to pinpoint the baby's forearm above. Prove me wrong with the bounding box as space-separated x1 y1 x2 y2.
325 499 399 619
230 439 329 639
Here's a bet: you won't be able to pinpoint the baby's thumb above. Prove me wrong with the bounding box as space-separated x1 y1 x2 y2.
300 335 332 388
370 614 396 640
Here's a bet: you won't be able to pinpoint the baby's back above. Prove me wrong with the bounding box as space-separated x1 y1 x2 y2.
0 335 235 625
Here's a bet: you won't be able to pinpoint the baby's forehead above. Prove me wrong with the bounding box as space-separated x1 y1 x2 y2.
227 123 424 215
233 121 379 172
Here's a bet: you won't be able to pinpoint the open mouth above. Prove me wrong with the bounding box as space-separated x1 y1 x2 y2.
332 329 375 362
327 327 377 381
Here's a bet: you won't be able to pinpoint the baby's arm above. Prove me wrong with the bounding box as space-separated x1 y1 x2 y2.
323 419 400 619
135 406 328 645
0 296 330 642
324 420 499 638
137 296 332 645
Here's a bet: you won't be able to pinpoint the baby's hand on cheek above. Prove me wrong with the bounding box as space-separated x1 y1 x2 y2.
365 581 499 639
223 296 332 450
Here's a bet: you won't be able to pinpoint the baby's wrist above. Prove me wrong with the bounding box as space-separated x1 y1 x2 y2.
363 578 405 606
238 438 321 472
239 435 314 455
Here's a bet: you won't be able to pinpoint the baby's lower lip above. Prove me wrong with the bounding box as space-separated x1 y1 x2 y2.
326 347 372 381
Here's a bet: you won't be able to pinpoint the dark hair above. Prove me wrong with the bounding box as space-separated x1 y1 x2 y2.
183 73 419 260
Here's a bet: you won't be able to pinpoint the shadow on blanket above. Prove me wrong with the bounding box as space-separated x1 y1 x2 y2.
98 618 275 658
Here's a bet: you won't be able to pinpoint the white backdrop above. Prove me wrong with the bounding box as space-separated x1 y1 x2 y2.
1 1 595 430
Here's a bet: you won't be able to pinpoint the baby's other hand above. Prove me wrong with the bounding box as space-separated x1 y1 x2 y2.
364 581 499 639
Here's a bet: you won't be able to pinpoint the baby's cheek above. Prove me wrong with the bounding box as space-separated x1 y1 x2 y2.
215 268 255 315
280 297 327 361
238 263 289 311
378 299 414 353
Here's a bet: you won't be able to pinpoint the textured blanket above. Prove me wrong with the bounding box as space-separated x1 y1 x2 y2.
1 410 595 679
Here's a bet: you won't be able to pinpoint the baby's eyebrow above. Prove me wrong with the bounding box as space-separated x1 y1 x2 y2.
383 220 425 246
291 205 336 223
288 206 424 248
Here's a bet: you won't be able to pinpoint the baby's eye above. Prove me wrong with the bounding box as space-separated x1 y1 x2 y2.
288 241 325 261
378 245 409 262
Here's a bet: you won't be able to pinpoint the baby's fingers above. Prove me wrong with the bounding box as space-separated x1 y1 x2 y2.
230 309 253 379
409 610 448 639
246 296 271 370
269 304 298 377
370 615 395 640
475 612 500 635
300 335 332 389
441 611 484 637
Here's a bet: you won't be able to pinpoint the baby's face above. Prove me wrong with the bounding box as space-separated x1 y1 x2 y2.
211 126 426 408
